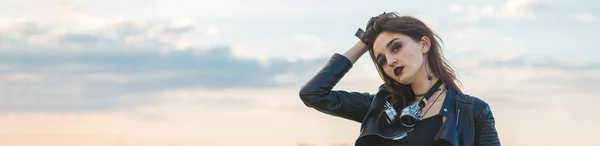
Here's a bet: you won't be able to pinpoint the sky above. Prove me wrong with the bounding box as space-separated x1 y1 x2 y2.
0 0 598 145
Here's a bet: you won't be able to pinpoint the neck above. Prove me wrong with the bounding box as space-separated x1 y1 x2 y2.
411 75 440 103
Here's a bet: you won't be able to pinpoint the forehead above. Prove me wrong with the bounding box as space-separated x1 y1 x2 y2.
372 32 408 54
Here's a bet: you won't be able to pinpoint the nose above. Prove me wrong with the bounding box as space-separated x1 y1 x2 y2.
387 56 397 67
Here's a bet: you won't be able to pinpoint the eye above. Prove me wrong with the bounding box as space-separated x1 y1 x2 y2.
378 58 386 66
391 43 401 52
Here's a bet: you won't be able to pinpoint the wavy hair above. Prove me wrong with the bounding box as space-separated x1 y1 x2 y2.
362 12 462 109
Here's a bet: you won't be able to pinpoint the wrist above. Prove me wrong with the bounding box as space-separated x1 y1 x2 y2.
353 41 368 52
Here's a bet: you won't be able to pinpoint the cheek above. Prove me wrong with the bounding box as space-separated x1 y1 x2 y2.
383 67 394 76
402 47 421 66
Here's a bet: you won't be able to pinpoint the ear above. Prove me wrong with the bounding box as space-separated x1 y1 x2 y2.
420 36 431 54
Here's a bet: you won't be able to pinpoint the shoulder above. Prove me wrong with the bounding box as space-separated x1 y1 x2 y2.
368 84 391 106
455 92 490 110
374 84 391 99
454 91 493 117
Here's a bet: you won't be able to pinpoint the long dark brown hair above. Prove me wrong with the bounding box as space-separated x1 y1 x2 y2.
361 12 462 109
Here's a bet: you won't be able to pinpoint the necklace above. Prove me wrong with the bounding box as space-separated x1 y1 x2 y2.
414 87 441 97
422 85 445 116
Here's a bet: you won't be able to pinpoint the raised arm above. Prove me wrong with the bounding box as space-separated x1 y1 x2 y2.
299 41 374 123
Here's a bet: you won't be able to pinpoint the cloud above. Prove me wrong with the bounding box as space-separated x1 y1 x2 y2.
475 57 600 93
0 85 363 146
2 55 598 146
451 55 600 116
0 15 329 113
0 72 44 82
442 1 544 62
573 13 598 22
449 4 464 14
449 0 542 28
228 32 334 64
272 73 300 84
444 25 525 62
0 18 219 53
33 0 97 22
0 1 347 114
498 0 541 19
0 48 326 113
479 57 600 71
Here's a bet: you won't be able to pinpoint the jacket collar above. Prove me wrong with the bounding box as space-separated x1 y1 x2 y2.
360 84 389 131
434 88 459 146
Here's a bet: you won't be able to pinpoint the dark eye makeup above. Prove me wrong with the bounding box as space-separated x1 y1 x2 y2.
390 43 402 52
377 41 402 66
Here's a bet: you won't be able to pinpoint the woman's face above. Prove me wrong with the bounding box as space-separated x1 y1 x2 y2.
371 31 430 85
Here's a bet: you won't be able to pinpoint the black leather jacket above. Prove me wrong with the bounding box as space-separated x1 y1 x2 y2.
299 53 500 146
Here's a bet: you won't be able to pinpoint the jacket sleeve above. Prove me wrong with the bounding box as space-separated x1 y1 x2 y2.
475 104 501 146
299 53 374 123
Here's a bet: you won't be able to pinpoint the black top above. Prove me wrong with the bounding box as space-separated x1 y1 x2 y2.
357 114 445 146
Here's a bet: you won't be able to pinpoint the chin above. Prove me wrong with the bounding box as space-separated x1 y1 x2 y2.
396 77 411 85
395 74 415 85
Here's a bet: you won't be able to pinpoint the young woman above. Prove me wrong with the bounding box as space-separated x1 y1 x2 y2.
299 12 500 146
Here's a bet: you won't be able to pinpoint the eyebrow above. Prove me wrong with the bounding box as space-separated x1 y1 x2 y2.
376 38 400 61
386 38 400 48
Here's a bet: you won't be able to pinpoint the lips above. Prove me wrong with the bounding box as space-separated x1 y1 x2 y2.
394 66 404 76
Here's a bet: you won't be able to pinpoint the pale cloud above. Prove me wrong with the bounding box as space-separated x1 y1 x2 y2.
0 45 325 113
0 0 227 54
75 73 133 84
0 72 44 82
445 1 537 61
455 58 600 126
446 25 525 60
451 58 599 145
230 44 272 65
203 26 219 36
499 0 540 19
291 33 329 61
0 86 362 146
450 0 542 26
449 4 463 14
272 73 300 83
0 18 213 53
25 0 106 28
35 0 96 21
414 15 441 30
574 13 598 22
229 33 333 62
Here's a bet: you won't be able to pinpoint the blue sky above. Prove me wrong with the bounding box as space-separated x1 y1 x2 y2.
0 0 599 145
